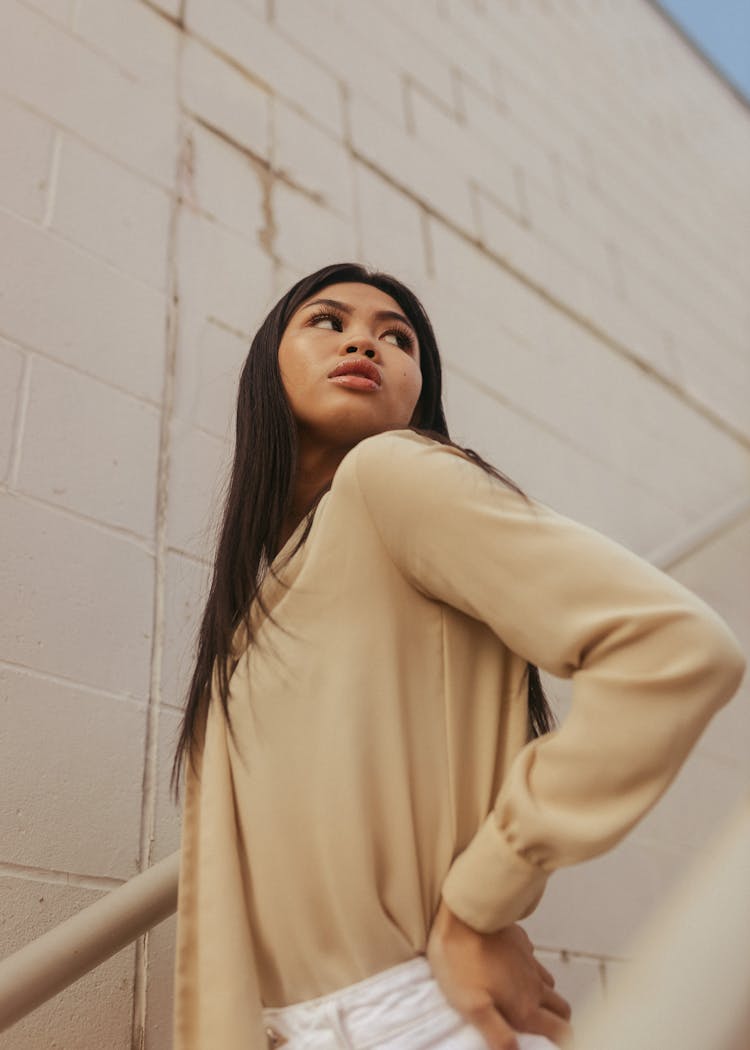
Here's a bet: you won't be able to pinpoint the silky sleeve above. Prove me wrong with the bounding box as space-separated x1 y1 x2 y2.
349 431 747 933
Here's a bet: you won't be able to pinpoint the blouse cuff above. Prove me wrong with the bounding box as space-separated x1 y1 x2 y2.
440 812 549 933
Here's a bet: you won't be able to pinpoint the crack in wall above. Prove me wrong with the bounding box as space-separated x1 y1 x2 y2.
259 94 278 266
258 166 277 261
135 0 184 29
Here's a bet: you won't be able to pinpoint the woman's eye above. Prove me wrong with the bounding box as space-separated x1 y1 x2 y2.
311 313 340 330
385 330 415 352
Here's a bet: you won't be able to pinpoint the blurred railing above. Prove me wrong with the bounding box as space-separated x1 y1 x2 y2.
575 796 750 1050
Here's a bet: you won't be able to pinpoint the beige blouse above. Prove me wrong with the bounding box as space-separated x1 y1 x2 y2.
173 429 746 1050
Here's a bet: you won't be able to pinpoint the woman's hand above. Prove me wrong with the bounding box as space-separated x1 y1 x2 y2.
426 898 573 1050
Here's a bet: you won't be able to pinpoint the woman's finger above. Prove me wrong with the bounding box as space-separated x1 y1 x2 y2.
469 1001 521 1050
540 984 572 1021
535 960 556 987
525 1005 574 1049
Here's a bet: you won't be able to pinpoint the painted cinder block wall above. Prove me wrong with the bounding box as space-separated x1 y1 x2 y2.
1 1 748 1046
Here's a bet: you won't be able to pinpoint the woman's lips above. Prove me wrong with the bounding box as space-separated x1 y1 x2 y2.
328 375 380 391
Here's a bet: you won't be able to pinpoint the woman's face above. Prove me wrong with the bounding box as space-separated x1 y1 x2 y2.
278 282 423 451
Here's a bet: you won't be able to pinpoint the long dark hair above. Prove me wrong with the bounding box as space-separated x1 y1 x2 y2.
169 262 555 806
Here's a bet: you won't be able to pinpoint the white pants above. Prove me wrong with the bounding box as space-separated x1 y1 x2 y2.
262 954 559 1049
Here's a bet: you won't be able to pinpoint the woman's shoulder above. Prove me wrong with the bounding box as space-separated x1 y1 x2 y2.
331 428 492 524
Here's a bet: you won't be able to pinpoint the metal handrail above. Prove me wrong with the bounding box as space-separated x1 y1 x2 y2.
0 851 179 1032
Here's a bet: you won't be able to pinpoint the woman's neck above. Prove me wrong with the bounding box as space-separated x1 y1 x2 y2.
275 439 350 557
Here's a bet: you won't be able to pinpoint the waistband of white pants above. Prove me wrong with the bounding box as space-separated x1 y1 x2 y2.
262 954 442 1047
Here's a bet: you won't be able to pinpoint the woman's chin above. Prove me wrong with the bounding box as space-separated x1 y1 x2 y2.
303 412 409 448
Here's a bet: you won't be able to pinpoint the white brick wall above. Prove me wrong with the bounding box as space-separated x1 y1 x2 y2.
50 134 172 289
73 0 180 92
180 35 271 158
1 0 178 185
349 91 477 231
17 357 161 537
184 119 267 240
273 0 406 122
186 0 344 136
0 210 166 401
1 492 154 695
2 1 748 1047
1 667 146 877
0 94 56 224
272 97 356 219
353 161 430 283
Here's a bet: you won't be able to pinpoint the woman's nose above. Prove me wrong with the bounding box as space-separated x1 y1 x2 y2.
345 344 377 358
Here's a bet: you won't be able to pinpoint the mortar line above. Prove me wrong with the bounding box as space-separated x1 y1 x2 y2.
16 0 139 89
0 483 158 552
0 330 164 408
0 657 148 706
0 861 125 892
648 496 750 571
7 351 33 489
70 0 82 31
350 149 750 452
0 92 176 197
256 101 279 277
419 202 435 278
161 546 212 570
401 74 416 135
599 959 609 996
451 68 467 122
41 129 63 229
42 222 170 294
129 100 186 1050
0 197 172 296
467 181 483 245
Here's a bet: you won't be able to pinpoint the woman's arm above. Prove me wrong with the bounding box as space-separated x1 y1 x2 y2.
347 430 747 933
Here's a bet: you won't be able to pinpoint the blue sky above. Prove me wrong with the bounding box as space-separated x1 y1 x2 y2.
655 0 750 103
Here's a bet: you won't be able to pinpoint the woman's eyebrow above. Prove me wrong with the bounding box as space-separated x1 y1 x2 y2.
302 298 416 334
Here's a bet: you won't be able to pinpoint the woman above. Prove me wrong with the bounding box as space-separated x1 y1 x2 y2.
170 262 746 1050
